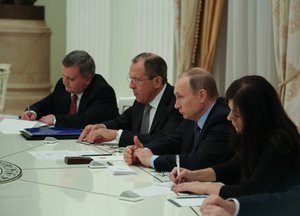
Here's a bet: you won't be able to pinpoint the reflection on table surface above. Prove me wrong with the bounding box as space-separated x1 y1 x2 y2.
0 132 200 216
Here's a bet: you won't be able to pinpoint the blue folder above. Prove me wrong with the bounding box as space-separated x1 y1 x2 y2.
20 127 83 140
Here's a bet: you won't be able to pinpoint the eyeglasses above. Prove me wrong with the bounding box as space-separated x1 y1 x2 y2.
127 77 154 85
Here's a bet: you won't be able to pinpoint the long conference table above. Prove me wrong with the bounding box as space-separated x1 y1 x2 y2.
0 132 200 216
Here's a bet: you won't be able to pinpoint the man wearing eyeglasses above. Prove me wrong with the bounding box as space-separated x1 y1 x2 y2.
78 52 183 147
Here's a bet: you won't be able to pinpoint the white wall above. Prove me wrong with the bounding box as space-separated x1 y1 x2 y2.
66 0 175 98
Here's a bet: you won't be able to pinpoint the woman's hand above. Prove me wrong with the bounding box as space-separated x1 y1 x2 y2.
169 167 194 183
172 182 222 195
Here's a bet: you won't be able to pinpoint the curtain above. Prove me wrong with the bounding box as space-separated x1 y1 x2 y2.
174 0 202 76
174 0 224 76
196 0 225 71
223 0 277 91
272 0 300 126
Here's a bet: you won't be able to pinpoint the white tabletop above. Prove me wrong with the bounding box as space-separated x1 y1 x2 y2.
0 132 200 216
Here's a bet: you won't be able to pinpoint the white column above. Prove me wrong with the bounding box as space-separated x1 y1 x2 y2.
67 0 111 80
132 0 175 83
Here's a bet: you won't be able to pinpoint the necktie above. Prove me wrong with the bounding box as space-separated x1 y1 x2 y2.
69 94 78 114
140 104 152 134
192 123 201 152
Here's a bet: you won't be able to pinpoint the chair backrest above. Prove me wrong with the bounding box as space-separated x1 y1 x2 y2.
117 96 135 113
0 64 11 113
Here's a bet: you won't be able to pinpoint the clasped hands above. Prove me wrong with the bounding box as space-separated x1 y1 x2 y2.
123 136 154 167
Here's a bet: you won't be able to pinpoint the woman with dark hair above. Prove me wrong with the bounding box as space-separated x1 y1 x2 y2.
170 75 300 199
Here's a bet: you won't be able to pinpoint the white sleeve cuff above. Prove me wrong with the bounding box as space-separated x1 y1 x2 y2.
115 129 123 142
228 198 240 216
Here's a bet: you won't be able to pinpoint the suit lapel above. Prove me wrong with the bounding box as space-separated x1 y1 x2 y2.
182 121 195 152
78 92 88 112
132 102 146 132
61 92 72 113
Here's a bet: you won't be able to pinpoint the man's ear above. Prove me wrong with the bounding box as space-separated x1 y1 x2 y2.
198 89 208 103
85 74 94 83
154 76 163 87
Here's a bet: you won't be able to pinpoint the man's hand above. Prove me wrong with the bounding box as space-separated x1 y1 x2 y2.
78 124 105 141
134 148 153 167
81 128 117 144
123 136 144 165
200 195 236 216
124 145 137 165
38 114 55 125
20 111 37 121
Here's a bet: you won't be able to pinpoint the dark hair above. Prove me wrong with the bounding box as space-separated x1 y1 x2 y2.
178 67 219 99
226 75 300 181
131 52 167 83
62 50 95 77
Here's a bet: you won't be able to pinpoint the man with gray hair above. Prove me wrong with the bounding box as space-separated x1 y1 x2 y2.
124 67 233 171
21 50 119 128
78 52 183 147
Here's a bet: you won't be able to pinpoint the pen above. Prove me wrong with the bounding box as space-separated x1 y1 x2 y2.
107 161 113 166
76 140 91 145
27 104 30 111
176 195 207 199
176 155 180 176
81 153 112 156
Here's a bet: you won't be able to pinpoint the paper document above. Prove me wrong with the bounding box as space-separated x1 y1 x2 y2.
77 140 118 145
107 165 136 175
168 195 206 207
131 182 173 197
0 118 46 134
92 155 124 161
0 114 19 120
29 150 99 160
101 140 118 145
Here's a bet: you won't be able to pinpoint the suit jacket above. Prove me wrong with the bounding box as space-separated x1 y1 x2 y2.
30 74 119 128
237 184 300 216
213 131 300 199
103 83 183 147
146 97 233 172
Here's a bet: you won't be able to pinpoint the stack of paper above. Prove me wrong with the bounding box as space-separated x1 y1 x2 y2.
107 165 136 175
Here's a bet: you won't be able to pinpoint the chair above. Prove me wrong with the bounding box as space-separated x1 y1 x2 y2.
0 64 11 113
118 96 135 113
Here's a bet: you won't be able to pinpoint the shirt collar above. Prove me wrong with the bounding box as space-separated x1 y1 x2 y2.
148 84 166 109
196 101 216 129
71 92 83 101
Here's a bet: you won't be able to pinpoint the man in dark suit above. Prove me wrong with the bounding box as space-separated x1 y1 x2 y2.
200 184 300 216
124 67 233 171
20 50 119 128
78 52 183 147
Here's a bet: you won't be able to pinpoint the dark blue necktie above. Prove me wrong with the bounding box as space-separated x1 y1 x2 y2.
192 123 201 151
